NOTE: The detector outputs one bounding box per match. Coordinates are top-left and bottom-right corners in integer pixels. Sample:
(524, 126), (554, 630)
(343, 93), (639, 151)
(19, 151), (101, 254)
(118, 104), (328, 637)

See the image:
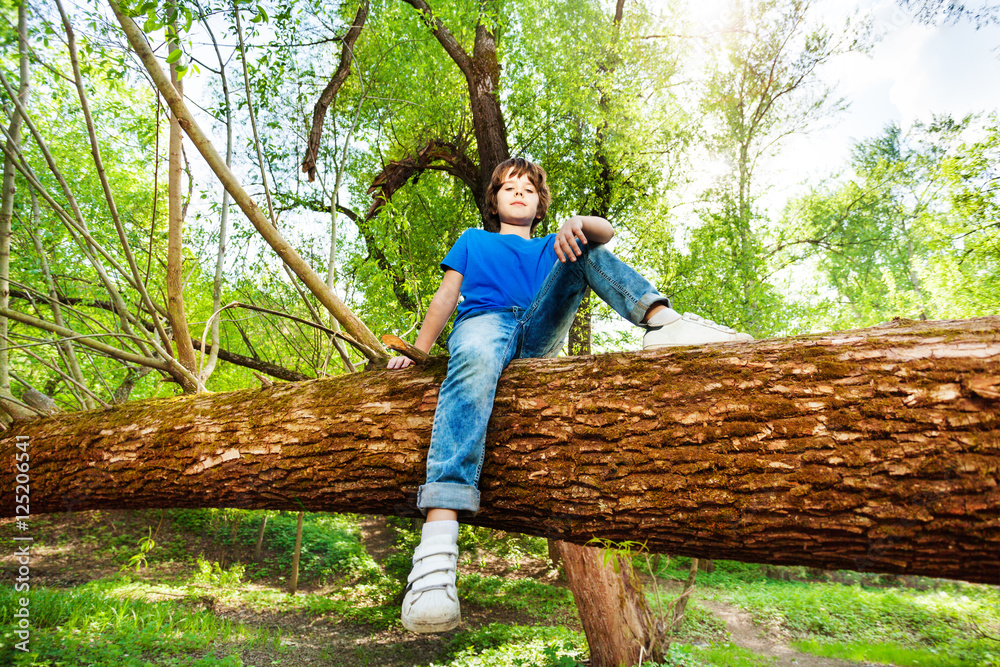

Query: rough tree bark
(559, 545), (646, 666)
(557, 4), (660, 662)
(1, 317), (998, 584)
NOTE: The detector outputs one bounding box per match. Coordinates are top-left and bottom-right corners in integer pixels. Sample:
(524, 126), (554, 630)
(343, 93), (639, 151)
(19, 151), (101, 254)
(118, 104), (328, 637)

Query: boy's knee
(584, 242), (612, 260)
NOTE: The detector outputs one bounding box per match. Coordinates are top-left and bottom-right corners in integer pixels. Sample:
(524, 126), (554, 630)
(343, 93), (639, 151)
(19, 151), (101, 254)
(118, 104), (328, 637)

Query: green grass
(711, 578), (998, 642)
(458, 573), (576, 620)
(681, 642), (778, 667)
(168, 509), (378, 584)
(792, 638), (999, 667)
(429, 624), (587, 667)
(679, 566), (1000, 667)
(0, 579), (277, 666)
(6, 510), (999, 666)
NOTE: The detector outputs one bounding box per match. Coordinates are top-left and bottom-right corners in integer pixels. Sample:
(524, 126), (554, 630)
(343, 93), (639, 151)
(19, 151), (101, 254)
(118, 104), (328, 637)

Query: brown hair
(484, 158), (551, 233)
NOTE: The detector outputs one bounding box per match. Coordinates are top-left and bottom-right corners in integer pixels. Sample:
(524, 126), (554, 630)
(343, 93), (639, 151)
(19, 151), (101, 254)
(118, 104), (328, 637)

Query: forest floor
(1, 509), (997, 666)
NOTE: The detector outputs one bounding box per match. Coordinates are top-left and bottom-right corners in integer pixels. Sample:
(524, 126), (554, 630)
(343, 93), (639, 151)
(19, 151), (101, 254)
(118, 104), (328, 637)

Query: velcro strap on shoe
(410, 572), (457, 593)
(682, 312), (734, 332)
(412, 541), (459, 564)
(408, 558), (455, 586)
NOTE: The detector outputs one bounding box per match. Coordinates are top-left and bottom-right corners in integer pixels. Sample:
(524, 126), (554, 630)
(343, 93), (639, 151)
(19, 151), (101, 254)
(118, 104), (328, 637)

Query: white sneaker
(401, 533), (460, 633)
(643, 308), (754, 349)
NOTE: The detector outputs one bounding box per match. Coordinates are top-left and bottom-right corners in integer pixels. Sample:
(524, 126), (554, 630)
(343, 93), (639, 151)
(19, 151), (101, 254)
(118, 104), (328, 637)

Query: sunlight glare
(685, 0), (737, 32)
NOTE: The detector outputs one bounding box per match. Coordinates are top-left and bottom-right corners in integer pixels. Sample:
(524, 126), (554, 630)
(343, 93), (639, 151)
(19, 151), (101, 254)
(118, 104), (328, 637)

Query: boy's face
(496, 170), (540, 227)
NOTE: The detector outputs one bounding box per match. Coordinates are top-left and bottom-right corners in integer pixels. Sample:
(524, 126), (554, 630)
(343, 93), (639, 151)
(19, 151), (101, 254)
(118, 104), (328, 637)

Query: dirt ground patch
(696, 597), (878, 667)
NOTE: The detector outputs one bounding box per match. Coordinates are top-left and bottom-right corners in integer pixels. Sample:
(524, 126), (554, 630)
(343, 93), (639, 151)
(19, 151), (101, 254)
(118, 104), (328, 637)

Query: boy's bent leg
(418, 311), (519, 517)
(521, 243), (668, 357)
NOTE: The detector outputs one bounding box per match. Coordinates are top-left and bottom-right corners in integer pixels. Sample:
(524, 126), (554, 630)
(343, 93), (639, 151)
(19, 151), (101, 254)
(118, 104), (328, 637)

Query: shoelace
(683, 312), (736, 333)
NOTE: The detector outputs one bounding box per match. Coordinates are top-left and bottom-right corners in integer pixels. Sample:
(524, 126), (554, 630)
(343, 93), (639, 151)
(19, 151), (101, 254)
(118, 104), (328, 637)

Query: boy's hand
(555, 216), (588, 262)
(387, 355), (414, 370)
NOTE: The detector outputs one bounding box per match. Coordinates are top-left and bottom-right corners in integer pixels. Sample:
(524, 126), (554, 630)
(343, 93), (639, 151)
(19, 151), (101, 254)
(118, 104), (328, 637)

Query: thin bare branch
(0, 307), (172, 372)
(106, 0), (386, 360)
(55, 0), (174, 359)
(302, 0), (369, 181)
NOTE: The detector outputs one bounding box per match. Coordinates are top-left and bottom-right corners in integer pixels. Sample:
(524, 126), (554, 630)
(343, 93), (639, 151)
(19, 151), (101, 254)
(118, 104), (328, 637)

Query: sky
(687, 0), (1000, 203)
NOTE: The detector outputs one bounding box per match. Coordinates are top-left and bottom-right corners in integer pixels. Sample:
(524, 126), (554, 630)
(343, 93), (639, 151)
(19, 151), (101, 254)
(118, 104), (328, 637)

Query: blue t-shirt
(442, 229), (558, 326)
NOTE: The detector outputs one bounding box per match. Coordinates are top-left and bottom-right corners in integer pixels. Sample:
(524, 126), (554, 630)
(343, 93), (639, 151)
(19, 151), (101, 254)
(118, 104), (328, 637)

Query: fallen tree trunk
(2, 317), (998, 583)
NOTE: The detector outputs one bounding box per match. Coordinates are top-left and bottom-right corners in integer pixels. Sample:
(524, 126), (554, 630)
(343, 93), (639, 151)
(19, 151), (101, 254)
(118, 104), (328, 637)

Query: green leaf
(166, 48), (182, 64)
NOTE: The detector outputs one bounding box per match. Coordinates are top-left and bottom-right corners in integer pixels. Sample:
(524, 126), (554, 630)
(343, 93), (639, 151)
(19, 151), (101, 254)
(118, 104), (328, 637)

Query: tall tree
(675, 0), (862, 336)
(0, 0), (31, 420)
(776, 115), (1000, 329)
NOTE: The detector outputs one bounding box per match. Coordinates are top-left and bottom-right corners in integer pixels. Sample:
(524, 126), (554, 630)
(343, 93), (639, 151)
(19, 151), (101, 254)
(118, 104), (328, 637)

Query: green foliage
(667, 642), (777, 667)
(666, 0), (866, 335)
(383, 519), (552, 581)
(792, 638), (1000, 666)
(169, 509), (376, 583)
(458, 574), (576, 621)
(538, 640), (780, 667)
(779, 114), (1000, 328)
(121, 527), (157, 572)
(0, 580), (276, 666)
(672, 204), (794, 336)
(6, 512), (1000, 665)
(7, 0), (998, 410)
(458, 525), (550, 568)
(427, 624), (587, 667)
(653, 557), (770, 585)
(709, 576), (1000, 664)
(192, 556), (246, 588)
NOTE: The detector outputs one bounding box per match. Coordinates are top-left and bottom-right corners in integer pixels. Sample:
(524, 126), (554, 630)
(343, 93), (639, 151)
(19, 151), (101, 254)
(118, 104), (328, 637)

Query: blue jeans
(416, 243), (669, 516)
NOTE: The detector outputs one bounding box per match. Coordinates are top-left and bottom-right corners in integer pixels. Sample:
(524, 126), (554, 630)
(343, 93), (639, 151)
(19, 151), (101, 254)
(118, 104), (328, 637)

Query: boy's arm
(387, 269), (463, 369)
(554, 215), (614, 263)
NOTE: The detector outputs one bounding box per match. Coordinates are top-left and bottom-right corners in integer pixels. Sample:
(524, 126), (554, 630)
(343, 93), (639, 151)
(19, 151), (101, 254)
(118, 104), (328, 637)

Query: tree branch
(0, 306), (173, 373)
(302, 0), (369, 182)
(7, 289), (309, 382)
(400, 0), (472, 77)
(108, 0), (387, 361)
(366, 138), (479, 221)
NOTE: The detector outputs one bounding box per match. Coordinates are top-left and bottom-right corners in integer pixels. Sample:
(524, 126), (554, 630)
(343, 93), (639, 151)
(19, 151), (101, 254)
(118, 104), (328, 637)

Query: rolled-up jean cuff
(417, 482), (481, 517)
(632, 293), (671, 325)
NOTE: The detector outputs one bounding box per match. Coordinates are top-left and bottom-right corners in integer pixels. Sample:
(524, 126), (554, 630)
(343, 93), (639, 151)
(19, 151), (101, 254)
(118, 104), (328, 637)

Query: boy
(387, 158), (751, 633)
